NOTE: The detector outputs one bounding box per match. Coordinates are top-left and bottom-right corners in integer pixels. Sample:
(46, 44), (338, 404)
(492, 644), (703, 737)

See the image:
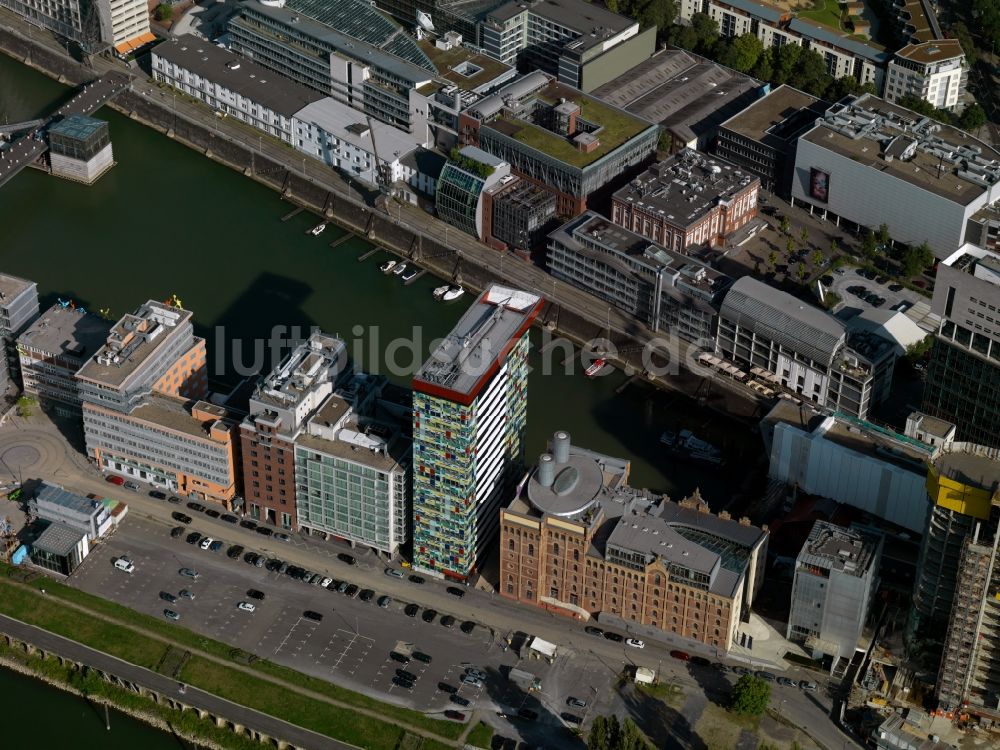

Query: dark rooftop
(153, 35), (324, 117)
(18, 305), (113, 362)
(720, 84), (826, 147)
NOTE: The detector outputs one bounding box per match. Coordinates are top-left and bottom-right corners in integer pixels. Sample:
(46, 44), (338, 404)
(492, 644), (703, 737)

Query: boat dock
(328, 234), (353, 249)
(357, 247), (379, 262)
(403, 269), (426, 285)
(280, 206), (304, 222)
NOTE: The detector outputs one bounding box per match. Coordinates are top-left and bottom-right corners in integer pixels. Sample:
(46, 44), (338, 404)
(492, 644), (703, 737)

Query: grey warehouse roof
(33, 521), (86, 557)
(34, 482), (103, 520)
(153, 35), (324, 116)
(18, 305), (113, 360)
(720, 276), (845, 365)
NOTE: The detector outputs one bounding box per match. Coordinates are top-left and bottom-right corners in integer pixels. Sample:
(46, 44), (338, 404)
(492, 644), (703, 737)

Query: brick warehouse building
(612, 149), (759, 254)
(500, 431), (768, 651)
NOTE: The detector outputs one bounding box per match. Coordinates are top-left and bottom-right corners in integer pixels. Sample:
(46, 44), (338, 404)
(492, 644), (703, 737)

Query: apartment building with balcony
(677, 0), (888, 92)
(0, 0), (153, 52)
(412, 284), (543, 580)
(885, 40), (966, 112)
(611, 149), (760, 254)
(717, 276), (895, 419)
(17, 304), (113, 416)
(0, 272), (39, 395)
(500, 431), (768, 651)
(547, 212), (732, 342)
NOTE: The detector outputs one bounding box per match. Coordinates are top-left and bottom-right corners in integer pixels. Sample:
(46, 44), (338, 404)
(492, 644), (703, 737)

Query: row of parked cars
(847, 285), (887, 307)
(166, 498), (292, 541)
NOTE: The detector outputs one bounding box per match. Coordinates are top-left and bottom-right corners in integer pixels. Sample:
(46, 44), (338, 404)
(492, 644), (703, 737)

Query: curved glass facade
(435, 164), (485, 237)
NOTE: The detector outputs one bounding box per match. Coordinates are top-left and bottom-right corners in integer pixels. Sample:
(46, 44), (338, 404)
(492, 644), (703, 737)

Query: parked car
(335, 580), (350, 594)
(204, 509), (220, 519)
(755, 670), (777, 682)
(179, 589), (195, 600)
(422, 609), (438, 623)
(377, 595), (392, 608)
(407, 574), (425, 584)
(412, 651), (432, 663)
(446, 586), (466, 598)
(167, 496), (181, 504)
(237, 601), (256, 612)
(799, 681), (818, 691)
(461, 674), (482, 687)
(302, 610), (323, 622)
(239, 519), (257, 530)
(208, 540), (224, 552)
(178, 568), (199, 579)
(889, 283), (904, 292)
(389, 651), (410, 664)
(395, 668), (417, 682)
(319, 577), (333, 588)
(106, 475), (125, 486)
(444, 709), (466, 720)
(625, 638), (645, 649)
(221, 514), (238, 524)
(227, 545), (244, 559)
(186, 502), (206, 512)
(345, 584), (360, 598)
(149, 490), (167, 500)
(199, 537), (214, 551)
(449, 695), (470, 707)
(338, 553), (357, 566)
(585, 626), (603, 637)
(114, 557), (134, 573)
(392, 676), (414, 690)
(603, 632), (624, 643)
(160, 591), (178, 604)
(669, 650), (690, 661)
(404, 603), (419, 617)
(171, 512), (192, 524)
(247, 589), (265, 600)
(359, 588), (375, 602)
(170, 526), (185, 538)
(561, 713), (582, 726)
(440, 615), (456, 628)
(777, 677), (797, 687)
(437, 682), (457, 694)
(385, 568), (404, 578)
(274, 532), (290, 542)
(164, 609), (180, 621)
(460, 621), (476, 634)
(185, 532), (202, 545)
(255, 526), (273, 537)
(567, 697), (587, 709)
(465, 668), (487, 681)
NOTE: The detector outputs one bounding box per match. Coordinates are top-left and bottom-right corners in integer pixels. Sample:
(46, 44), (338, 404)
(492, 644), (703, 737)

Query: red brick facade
(240, 418), (296, 530)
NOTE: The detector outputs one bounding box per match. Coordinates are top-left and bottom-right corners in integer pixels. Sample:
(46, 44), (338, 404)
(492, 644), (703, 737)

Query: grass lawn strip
(465, 720), (494, 748)
(0, 567), (462, 746)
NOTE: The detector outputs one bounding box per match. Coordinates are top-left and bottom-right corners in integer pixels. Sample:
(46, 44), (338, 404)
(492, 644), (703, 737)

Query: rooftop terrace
(798, 520), (879, 577)
(417, 38), (512, 92)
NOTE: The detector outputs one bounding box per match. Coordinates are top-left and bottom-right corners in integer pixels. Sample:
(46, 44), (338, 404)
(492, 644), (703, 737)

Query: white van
(114, 557), (135, 573)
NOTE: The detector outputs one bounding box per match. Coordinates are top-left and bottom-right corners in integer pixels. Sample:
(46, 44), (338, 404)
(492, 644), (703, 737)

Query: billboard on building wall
(809, 167), (830, 203)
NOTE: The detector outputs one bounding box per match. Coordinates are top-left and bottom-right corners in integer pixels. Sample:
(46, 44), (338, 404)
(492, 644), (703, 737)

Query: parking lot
(828, 265), (923, 319)
(70, 514), (628, 740)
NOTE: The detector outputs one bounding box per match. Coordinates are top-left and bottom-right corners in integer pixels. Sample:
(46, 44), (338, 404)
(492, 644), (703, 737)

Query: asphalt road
(0, 612), (358, 750)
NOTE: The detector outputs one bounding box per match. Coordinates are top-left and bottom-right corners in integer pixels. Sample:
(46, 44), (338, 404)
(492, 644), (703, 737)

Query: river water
(0, 48), (762, 747)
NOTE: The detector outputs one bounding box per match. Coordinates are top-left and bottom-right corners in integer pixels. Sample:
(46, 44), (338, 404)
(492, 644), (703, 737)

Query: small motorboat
(433, 285), (449, 299)
(309, 223), (326, 236)
(393, 262), (408, 276)
(401, 268), (419, 282)
(442, 286), (465, 302)
(381, 260), (398, 274)
(584, 358), (606, 377)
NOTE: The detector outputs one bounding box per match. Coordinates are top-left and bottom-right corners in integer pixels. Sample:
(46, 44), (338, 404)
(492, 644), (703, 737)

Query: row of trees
(587, 715), (648, 750)
(895, 94), (987, 133)
(605, 0), (677, 38)
(973, 0), (1000, 50)
(668, 14), (876, 101)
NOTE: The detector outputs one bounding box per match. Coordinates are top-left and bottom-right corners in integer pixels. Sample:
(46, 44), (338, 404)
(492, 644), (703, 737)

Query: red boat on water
(584, 358), (606, 377)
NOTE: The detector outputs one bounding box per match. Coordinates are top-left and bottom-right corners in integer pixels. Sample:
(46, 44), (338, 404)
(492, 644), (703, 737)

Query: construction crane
(364, 115), (394, 201)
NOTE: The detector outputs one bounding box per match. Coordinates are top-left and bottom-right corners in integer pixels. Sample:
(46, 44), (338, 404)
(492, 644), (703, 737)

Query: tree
(790, 48), (832, 97)
(670, 24), (699, 52)
(862, 230), (877, 259)
(767, 250), (777, 269)
(605, 0), (620, 12)
(951, 21), (977, 61)
(772, 43), (801, 86)
(730, 673), (770, 717)
(154, 2), (172, 21)
(657, 130), (673, 154)
(720, 33), (762, 73)
(973, 0), (1000, 48)
(797, 263), (806, 282)
(902, 241), (934, 277)
(800, 227), (809, 246)
(750, 47), (774, 82)
(636, 0), (677, 33)
(830, 238), (839, 256)
(961, 103), (987, 132)
(905, 336), (934, 363)
(779, 216), (790, 235)
(690, 12), (720, 54)
(877, 223), (890, 247)
(15, 395), (35, 418)
(588, 714), (648, 750)
(812, 249), (823, 266)
(897, 95), (954, 125)
(785, 237), (796, 256)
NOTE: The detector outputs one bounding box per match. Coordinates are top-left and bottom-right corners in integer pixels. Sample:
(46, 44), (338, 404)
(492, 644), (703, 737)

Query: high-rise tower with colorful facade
(411, 284), (543, 580)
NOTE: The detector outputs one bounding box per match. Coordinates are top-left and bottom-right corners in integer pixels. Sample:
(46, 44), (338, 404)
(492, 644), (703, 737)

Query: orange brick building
(500, 432), (767, 652)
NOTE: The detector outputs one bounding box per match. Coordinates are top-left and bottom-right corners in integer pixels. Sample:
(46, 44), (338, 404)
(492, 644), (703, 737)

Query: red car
(444, 710), (466, 721)
(105, 475), (125, 486)
(670, 650), (690, 661)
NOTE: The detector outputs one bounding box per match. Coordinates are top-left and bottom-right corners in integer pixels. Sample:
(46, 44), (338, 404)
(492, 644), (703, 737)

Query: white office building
(885, 40), (966, 112)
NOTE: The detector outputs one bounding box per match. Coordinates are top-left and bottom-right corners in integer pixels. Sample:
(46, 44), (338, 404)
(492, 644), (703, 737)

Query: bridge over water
(0, 71), (129, 188)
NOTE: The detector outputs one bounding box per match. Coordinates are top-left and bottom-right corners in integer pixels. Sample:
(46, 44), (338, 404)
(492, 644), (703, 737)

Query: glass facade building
(434, 163), (486, 237)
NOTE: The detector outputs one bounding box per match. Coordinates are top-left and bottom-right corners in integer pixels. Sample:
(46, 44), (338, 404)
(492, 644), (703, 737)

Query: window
(573, 549), (580, 562)
(508, 539), (515, 552)
(528, 544), (534, 556)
